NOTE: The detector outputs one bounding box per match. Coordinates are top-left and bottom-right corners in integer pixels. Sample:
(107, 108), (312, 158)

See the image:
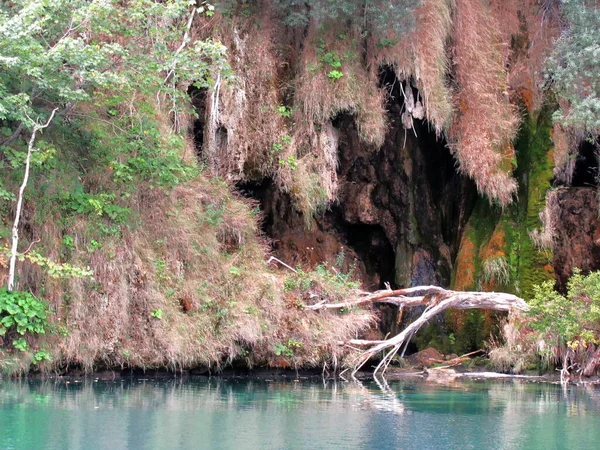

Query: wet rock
(405, 347), (445, 368)
(553, 187), (600, 291)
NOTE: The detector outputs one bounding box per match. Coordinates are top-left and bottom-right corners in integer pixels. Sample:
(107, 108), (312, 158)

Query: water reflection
(0, 378), (599, 449)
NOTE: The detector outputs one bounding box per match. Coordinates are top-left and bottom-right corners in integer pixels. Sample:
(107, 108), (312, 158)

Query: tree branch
(304, 285), (528, 376)
(7, 108), (58, 291)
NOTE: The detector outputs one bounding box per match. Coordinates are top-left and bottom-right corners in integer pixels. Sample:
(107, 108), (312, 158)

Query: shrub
(0, 289), (48, 343)
(528, 269), (600, 349)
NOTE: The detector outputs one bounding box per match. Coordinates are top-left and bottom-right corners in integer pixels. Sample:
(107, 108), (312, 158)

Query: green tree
(547, 0), (600, 137)
(0, 0), (228, 290)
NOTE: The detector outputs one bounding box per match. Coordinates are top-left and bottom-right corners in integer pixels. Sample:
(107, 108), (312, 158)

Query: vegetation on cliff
(0, 0), (599, 376)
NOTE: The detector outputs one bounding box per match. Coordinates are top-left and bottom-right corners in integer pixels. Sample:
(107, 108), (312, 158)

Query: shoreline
(10, 365), (598, 385)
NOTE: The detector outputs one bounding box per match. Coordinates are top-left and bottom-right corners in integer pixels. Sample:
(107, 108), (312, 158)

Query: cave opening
(235, 177), (276, 237)
(377, 65), (477, 260)
(233, 66), (475, 303)
(571, 140), (599, 187)
(339, 221), (397, 290)
(188, 84), (207, 158)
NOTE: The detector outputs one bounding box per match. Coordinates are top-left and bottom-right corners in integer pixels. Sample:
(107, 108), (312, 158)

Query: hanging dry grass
(528, 188), (559, 250)
(449, 0), (520, 206)
(194, 9), (285, 180)
(294, 25), (387, 148)
(488, 0), (554, 111)
(413, 0), (454, 133)
(369, 0), (454, 134)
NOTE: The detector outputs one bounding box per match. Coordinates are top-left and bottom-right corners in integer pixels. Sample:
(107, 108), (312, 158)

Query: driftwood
(306, 286), (529, 376)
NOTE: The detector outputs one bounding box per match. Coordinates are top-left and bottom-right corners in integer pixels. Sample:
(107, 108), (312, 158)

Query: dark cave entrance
(234, 66), (476, 296)
(230, 67), (479, 355)
(326, 204), (397, 290)
(236, 177), (276, 236)
(188, 84), (207, 158)
(571, 140), (599, 187)
(342, 223), (396, 289)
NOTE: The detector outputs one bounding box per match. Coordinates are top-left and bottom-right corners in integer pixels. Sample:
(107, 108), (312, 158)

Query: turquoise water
(0, 377), (599, 449)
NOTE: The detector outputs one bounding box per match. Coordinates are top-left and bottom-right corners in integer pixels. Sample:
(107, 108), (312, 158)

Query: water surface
(1, 377), (599, 449)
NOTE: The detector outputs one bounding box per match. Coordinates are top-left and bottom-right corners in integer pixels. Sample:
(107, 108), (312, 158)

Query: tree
(547, 0), (600, 138)
(0, 0), (228, 290)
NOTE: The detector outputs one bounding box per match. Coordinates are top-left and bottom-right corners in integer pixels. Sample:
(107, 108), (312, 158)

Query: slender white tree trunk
(7, 109), (57, 291)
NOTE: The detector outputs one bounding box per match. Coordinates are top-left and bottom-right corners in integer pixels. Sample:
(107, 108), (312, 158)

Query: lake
(0, 376), (598, 449)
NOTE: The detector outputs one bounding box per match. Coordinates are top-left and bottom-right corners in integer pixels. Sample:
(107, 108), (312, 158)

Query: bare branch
(305, 285), (447, 310)
(7, 108), (58, 291)
(304, 285), (528, 377)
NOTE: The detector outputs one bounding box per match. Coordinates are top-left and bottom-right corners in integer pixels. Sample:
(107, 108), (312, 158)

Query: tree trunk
(304, 286), (529, 376)
(7, 109), (57, 291)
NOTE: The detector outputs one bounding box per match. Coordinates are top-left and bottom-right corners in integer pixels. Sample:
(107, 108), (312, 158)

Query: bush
(528, 269), (600, 349)
(0, 289), (48, 346)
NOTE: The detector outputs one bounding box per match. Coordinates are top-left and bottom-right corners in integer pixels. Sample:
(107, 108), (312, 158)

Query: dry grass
(294, 26), (387, 147)
(369, 0), (454, 135)
(487, 314), (558, 374)
(489, 0), (560, 112)
(1, 164), (373, 374)
(194, 10), (285, 179)
(481, 256), (510, 286)
(56, 178), (371, 372)
(529, 188), (560, 250)
(0, 86), (374, 373)
(448, 0), (521, 206)
(283, 24), (387, 217)
(413, 0), (454, 133)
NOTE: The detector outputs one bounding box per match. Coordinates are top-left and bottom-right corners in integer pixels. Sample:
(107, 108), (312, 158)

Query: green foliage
(12, 338), (28, 352)
(0, 289), (48, 338)
(87, 240), (102, 253)
(60, 190), (129, 223)
(327, 70), (344, 81)
(33, 350), (52, 364)
(321, 52), (342, 69)
(62, 235), (74, 252)
(278, 156), (299, 170)
(274, 338), (303, 357)
(277, 105), (294, 118)
(108, 120), (198, 189)
(269, 0), (418, 36)
(21, 251), (94, 279)
(151, 308), (163, 320)
(528, 269), (600, 348)
(0, 0), (228, 131)
(547, 0), (600, 136)
(283, 262), (359, 300)
(204, 203), (225, 226)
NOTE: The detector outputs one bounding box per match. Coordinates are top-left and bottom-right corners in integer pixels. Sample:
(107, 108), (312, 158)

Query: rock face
(241, 76), (477, 293)
(406, 347), (445, 368)
(332, 106), (476, 289)
(553, 187), (600, 291)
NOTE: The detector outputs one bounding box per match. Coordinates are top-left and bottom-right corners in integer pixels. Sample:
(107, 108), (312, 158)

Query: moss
(509, 105), (556, 298)
(453, 231), (476, 290)
(452, 199), (501, 291)
(452, 104), (556, 298)
(449, 104), (556, 352)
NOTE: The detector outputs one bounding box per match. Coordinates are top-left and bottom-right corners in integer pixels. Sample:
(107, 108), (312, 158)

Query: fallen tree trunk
(305, 286), (529, 376)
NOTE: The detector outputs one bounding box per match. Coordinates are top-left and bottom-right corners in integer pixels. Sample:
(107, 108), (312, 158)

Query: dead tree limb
(304, 286), (528, 376)
(305, 286), (447, 311)
(7, 109), (58, 291)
